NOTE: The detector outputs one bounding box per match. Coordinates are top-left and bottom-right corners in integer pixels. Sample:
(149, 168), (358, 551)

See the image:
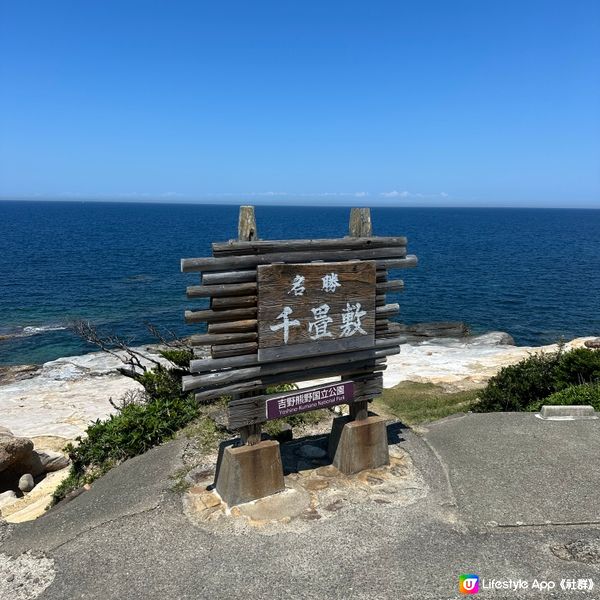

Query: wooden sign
(257, 261), (376, 361)
(265, 381), (354, 420)
(181, 206), (418, 441)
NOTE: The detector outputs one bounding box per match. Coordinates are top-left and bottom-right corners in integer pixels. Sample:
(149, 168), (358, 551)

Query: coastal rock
(0, 434), (34, 473)
(1, 336), (597, 446)
(0, 490), (17, 509)
(0, 346), (168, 440)
(466, 331), (515, 346)
(382, 334), (595, 391)
(36, 451), (70, 472)
(18, 450), (70, 478)
(18, 474), (34, 493)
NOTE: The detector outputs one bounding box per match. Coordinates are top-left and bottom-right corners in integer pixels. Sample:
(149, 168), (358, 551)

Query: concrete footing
(328, 415), (389, 475)
(215, 440), (285, 507)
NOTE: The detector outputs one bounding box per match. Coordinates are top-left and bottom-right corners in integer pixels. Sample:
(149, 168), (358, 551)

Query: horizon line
(0, 197), (598, 210)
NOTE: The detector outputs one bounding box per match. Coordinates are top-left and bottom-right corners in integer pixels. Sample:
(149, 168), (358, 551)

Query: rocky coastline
(1, 332), (597, 522)
(1, 333), (597, 442)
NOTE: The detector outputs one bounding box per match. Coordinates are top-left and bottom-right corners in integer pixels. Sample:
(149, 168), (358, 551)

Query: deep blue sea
(0, 201), (598, 365)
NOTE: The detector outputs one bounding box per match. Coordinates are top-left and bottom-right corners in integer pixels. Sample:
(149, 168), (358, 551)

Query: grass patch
(374, 381), (482, 425)
(180, 415), (225, 452)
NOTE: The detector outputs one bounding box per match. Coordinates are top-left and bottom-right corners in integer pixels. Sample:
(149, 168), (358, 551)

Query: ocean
(0, 201), (598, 366)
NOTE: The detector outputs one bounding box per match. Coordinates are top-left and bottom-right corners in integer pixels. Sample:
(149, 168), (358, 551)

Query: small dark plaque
(266, 381), (355, 420)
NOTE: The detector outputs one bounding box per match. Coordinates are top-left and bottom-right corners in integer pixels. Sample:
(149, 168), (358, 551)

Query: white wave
(21, 325), (67, 336)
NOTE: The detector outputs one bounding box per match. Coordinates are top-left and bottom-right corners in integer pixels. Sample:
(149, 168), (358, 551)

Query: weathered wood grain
(189, 344), (400, 374)
(194, 358), (387, 402)
(238, 205), (258, 241)
(189, 331), (257, 346)
(207, 319), (257, 334)
(377, 279), (404, 292)
(185, 307), (257, 324)
(376, 303), (400, 318)
(212, 236), (407, 256)
(202, 270), (256, 285)
(181, 248), (410, 272)
(183, 346), (399, 391)
(187, 282), (257, 298)
(210, 295), (257, 310)
(210, 342), (258, 358)
(257, 261), (376, 361)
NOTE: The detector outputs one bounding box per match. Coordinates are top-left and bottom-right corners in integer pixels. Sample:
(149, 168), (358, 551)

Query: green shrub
(160, 348), (193, 369)
(531, 383), (600, 411)
(477, 351), (561, 412)
(554, 348), (600, 389)
(52, 362), (198, 505)
(477, 347), (600, 413)
(137, 364), (186, 400)
(52, 393), (199, 504)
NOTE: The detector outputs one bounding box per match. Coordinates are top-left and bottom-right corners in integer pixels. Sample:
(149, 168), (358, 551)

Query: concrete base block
(538, 405), (597, 420)
(328, 415), (390, 475)
(215, 440), (285, 507)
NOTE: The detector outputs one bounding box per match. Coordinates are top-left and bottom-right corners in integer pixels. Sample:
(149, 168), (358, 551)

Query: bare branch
(69, 319), (162, 377)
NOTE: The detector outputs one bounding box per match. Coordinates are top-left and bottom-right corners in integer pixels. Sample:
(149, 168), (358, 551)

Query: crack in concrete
(47, 504), (161, 552)
(489, 520), (600, 529)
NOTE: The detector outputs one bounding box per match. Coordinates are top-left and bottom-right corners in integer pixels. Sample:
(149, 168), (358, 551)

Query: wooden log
(194, 359), (387, 403)
(189, 344), (400, 374)
(349, 208), (373, 237)
(207, 319), (257, 334)
(211, 342), (258, 359)
(235, 207), (261, 443)
(189, 331), (257, 346)
(190, 353), (259, 372)
(181, 248), (410, 273)
(212, 236), (407, 256)
(376, 255), (418, 270)
(195, 270), (403, 295)
(376, 303), (400, 318)
(375, 335), (406, 347)
(195, 380), (262, 402)
(211, 296), (257, 310)
(238, 205), (258, 241)
(227, 374), (384, 429)
(185, 307), (257, 324)
(184, 346), (400, 391)
(202, 270), (256, 285)
(349, 208), (373, 421)
(378, 279), (404, 292)
(239, 423), (261, 445)
(187, 282), (257, 298)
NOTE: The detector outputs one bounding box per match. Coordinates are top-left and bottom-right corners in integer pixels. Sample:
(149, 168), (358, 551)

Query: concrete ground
(1, 413), (599, 600)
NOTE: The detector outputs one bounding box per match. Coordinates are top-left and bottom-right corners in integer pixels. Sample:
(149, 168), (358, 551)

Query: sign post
(181, 206), (417, 506)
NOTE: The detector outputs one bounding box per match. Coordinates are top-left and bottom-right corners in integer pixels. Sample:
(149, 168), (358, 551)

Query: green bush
(160, 348), (193, 369)
(553, 348), (600, 389)
(531, 383), (600, 411)
(52, 364), (198, 505)
(477, 352), (561, 412)
(477, 347), (600, 413)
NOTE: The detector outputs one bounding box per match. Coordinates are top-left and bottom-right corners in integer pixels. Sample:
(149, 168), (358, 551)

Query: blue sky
(0, 1), (599, 207)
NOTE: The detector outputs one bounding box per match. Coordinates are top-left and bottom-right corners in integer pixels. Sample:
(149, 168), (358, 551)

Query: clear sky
(1, 1), (599, 207)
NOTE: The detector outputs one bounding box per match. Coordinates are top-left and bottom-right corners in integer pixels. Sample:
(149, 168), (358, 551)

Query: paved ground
(1, 413), (599, 599)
